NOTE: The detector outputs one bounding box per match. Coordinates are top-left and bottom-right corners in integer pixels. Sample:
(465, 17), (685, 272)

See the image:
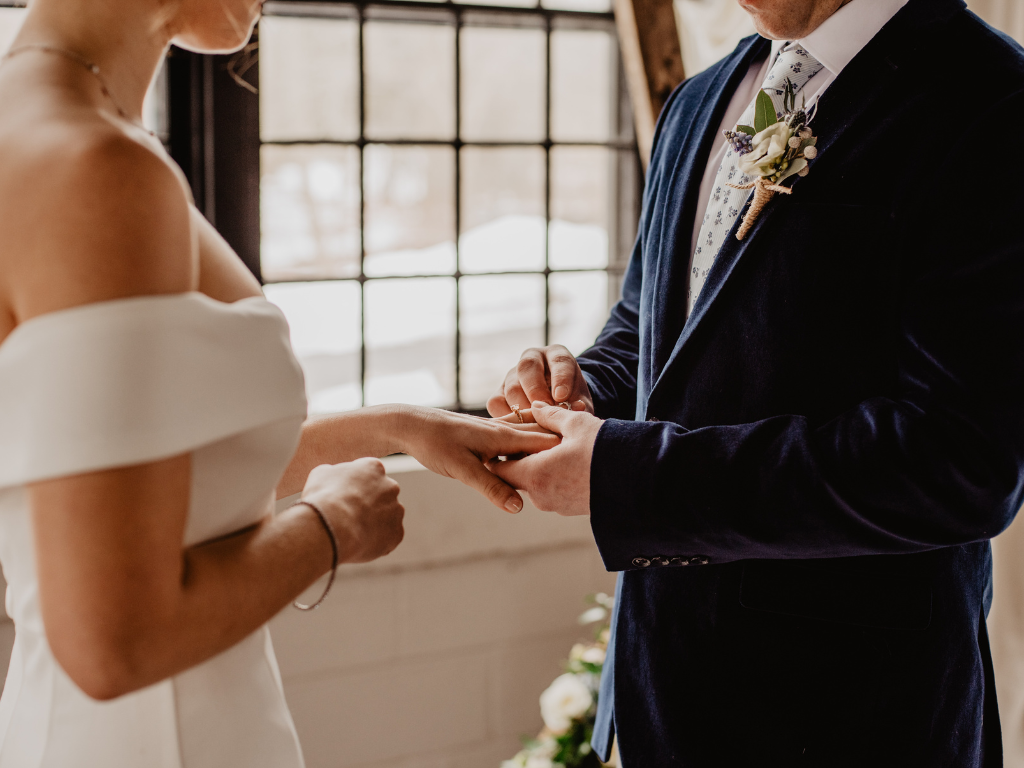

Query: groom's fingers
(517, 349), (556, 406)
(544, 345), (580, 403)
(530, 401), (574, 435)
(487, 390), (513, 417)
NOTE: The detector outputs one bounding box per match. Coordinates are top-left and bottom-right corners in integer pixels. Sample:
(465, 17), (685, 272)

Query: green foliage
(735, 124), (756, 136)
(753, 90), (777, 133)
(551, 720), (601, 768)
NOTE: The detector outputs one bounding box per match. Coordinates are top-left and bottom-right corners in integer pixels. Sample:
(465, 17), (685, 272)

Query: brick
(272, 573), (400, 681)
(284, 651), (489, 768)
(489, 629), (588, 739)
(397, 547), (615, 656)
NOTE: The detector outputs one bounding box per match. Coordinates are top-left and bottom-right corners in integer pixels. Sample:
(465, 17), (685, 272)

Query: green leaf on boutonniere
(753, 89), (777, 133)
(736, 124), (756, 136)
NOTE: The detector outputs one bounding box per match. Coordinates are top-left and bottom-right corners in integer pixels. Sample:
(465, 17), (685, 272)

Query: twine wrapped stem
(728, 177), (793, 240)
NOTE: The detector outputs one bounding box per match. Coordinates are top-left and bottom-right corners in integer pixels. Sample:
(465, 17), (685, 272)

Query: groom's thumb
(531, 401), (570, 434)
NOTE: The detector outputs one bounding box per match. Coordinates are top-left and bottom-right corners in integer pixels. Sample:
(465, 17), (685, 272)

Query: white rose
(540, 673), (594, 733)
(581, 646), (606, 665)
(737, 122), (793, 178)
(524, 758), (554, 768)
(578, 606), (608, 625)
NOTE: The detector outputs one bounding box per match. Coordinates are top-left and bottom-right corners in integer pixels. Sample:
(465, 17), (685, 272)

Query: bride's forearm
(41, 497), (335, 702)
(277, 405), (407, 499)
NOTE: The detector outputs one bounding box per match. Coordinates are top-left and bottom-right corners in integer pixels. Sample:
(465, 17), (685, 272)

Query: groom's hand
(487, 345), (595, 417)
(487, 402), (602, 516)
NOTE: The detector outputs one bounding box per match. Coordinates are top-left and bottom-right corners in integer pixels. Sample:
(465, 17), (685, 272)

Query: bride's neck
(13, 0), (171, 123)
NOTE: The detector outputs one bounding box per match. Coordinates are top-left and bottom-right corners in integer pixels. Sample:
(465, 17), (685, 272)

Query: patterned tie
(685, 43), (825, 319)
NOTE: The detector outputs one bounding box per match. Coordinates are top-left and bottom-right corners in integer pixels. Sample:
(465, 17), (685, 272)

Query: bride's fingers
(496, 409), (537, 425)
(497, 401), (584, 425)
(454, 455), (525, 513)
(493, 426), (560, 454)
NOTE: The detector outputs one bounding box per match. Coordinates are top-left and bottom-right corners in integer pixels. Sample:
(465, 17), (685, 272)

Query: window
(0, 7), (23, 52)
(259, 0), (640, 413)
(0, 0), (640, 415)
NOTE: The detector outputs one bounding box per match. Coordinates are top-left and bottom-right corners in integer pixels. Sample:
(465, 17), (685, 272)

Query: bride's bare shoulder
(0, 117), (196, 323)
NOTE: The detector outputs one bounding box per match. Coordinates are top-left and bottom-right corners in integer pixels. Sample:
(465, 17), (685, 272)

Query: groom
(488, 0), (1024, 764)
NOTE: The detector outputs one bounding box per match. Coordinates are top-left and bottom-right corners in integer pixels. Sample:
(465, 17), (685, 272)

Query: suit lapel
(647, 0), (963, 408)
(647, 36), (771, 379)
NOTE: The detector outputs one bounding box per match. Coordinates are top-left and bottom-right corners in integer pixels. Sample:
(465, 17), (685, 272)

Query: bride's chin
(172, 25), (256, 55)
(171, 7), (260, 55)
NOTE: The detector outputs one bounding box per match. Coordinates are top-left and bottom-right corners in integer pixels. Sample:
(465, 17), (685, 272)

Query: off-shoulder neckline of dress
(0, 291), (272, 357)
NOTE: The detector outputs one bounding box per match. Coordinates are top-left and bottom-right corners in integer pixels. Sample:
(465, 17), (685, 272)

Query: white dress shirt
(688, 0), (911, 260)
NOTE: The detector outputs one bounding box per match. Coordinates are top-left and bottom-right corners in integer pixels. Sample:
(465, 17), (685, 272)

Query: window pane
(364, 144), (456, 277)
(460, 274), (545, 408)
(261, 145), (361, 281)
(265, 281), (362, 414)
(549, 271), (609, 356)
(550, 146), (610, 269)
(456, 0), (536, 7)
(551, 29), (614, 142)
(460, 26), (545, 142)
(260, 16), (359, 142)
(460, 147), (545, 274)
(365, 277), (456, 406)
(542, 0), (612, 11)
(365, 21), (455, 140)
(0, 9), (25, 55)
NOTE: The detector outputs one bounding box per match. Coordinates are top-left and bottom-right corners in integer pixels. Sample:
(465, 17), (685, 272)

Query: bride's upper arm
(1, 131), (198, 698)
(5, 129), (196, 324)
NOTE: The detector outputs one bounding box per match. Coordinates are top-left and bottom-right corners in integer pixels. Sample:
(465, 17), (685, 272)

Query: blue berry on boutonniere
(721, 78), (820, 240)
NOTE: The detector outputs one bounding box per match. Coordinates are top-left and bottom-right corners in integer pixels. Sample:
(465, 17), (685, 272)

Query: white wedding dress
(0, 292), (309, 767)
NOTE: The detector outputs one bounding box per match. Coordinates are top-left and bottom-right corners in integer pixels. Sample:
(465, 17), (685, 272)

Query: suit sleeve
(576, 235), (643, 421)
(589, 98), (1024, 571)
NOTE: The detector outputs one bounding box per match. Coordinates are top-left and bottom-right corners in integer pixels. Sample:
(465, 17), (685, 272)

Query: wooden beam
(614, 0), (685, 168)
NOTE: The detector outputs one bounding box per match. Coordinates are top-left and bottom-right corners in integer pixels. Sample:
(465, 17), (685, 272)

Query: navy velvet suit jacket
(580, 0), (1024, 765)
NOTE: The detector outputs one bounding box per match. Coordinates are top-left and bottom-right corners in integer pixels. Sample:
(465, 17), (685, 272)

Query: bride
(0, 0), (558, 765)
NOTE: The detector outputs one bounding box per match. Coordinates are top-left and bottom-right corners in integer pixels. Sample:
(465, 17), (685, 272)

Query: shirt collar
(768, 0), (910, 76)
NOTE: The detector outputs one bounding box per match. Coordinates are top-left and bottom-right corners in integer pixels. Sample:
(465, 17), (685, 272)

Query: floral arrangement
(724, 78), (819, 240)
(502, 594), (617, 768)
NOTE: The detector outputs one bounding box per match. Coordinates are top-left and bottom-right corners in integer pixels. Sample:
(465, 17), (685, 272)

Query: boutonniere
(723, 79), (819, 240)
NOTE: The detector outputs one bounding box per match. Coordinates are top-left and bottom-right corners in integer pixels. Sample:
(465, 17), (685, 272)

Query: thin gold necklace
(1, 43), (155, 137)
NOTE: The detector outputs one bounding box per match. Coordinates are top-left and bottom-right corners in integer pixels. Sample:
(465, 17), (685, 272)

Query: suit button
(669, 557), (688, 567)
(689, 555), (710, 566)
(632, 557), (651, 568)
(651, 556), (670, 567)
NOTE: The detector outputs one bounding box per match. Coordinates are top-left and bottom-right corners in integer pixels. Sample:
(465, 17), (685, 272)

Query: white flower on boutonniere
(539, 673), (594, 734)
(723, 78), (820, 240)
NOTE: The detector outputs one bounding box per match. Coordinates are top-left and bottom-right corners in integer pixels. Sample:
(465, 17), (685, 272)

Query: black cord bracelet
(292, 500), (339, 611)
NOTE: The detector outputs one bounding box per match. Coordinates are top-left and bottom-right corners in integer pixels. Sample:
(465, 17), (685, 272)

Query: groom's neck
(738, 0), (855, 40)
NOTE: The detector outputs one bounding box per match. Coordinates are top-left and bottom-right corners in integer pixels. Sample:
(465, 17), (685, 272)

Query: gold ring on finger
(557, 401), (572, 410)
(511, 404), (525, 424)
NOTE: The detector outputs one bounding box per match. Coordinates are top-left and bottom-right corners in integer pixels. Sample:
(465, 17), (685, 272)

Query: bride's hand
(390, 405), (560, 513)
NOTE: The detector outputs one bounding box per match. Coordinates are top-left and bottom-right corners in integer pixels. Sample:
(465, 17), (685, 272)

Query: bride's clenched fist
(300, 459), (405, 564)
(487, 344), (594, 417)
